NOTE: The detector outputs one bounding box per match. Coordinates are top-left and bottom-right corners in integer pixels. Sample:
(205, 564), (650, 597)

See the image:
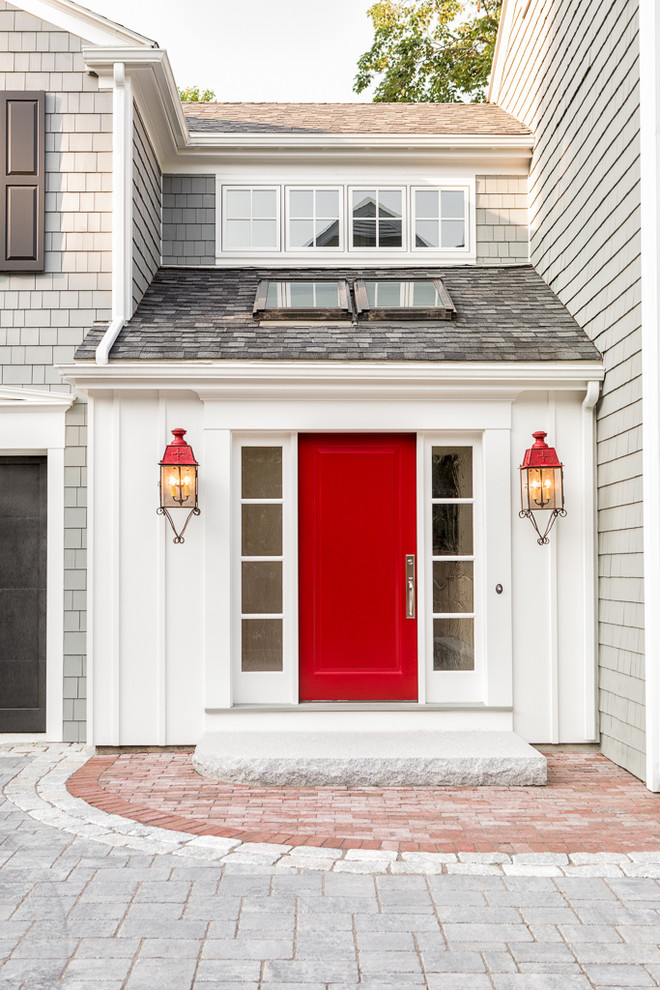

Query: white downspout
(582, 380), (600, 742)
(640, 0), (660, 791)
(96, 61), (133, 365)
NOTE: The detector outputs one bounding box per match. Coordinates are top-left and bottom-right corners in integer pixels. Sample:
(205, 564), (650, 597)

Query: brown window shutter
(0, 91), (45, 272)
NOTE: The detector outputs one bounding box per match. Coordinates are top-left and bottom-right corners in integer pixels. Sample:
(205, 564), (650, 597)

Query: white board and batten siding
(493, 0), (644, 779)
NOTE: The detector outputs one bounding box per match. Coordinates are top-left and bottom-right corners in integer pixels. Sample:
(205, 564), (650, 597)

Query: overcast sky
(86, 0), (378, 102)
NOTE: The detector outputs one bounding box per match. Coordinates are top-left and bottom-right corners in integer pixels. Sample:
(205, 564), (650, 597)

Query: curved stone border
(4, 743), (660, 877)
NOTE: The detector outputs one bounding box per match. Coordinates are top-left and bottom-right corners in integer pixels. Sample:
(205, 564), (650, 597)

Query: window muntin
(354, 278), (456, 320)
(223, 186), (279, 250)
(351, 188), (404, 249)
(431, 446), (475, 671)
(240, 446), (284, 672)
(253, 279), (351, 320)
(413, 187), (467, 250)
(287, 187), (342, 249)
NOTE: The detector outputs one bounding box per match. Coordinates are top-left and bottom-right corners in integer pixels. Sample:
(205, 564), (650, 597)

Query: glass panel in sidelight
(432, 447), (473, 499)
(433, 560), (474, 613)
(241, 503), (282, 557)
(242, 447), (282, 499)
(242, 618), (283, 671)
(433, 617), (474, 670)
(432, 504), (474, 556)
(241, 561), (282, 614)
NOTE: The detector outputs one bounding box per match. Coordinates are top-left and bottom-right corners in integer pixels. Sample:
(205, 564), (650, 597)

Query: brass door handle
(406, 554), (415, 618)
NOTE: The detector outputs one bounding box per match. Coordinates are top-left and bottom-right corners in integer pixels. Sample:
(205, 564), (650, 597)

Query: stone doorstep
(193, 730), (547, 787)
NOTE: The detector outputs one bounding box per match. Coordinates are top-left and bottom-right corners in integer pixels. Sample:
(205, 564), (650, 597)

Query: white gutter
(96, 62), (133, 366)
(581, 380), (600, 742)
(640, 0), (660, 791)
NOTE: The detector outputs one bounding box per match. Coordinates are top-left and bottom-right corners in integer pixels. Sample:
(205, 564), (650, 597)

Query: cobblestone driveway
(3, 751), (660, 989)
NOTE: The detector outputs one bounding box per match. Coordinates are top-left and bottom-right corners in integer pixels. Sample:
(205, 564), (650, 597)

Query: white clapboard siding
(495, 0), (644, 779)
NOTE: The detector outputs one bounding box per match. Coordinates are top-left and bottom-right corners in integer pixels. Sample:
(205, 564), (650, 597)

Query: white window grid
(222, 185), (281, 252)
(411, 186), (470, 253)
(285, 186), (344, 251)
(348, 186), (406, 251)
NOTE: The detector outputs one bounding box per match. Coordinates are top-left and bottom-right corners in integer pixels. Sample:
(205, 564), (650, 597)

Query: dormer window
(223, 187), (279, 250)
(287, 188), (342, 249)
(413, 188), (466, 250)
(351, 188), (403, 249)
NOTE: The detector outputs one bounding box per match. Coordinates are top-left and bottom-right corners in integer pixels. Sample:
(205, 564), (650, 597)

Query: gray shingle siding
(496, 0), (643, 778)
(475, 175), (529, 264)
(162, 175), (215, 265)
(132, 104), (161, 308)
(0, 0), (113, 741)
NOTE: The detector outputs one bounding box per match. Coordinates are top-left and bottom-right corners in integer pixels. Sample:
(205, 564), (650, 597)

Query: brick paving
(66, 750), (660, 855)
(6, 751), (660, 989)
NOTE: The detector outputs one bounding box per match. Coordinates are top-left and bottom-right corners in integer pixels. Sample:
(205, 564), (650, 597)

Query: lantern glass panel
(522, 465), (563, 511)
(433, 617), (474, 670)
(160, 463), (197, 509)
(241, 618), (283, 671)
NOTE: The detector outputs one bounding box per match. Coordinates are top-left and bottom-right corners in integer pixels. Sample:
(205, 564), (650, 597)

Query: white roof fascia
(488, 0), (515, 103)
(84, 47), (189, 154)
(60, 360), (604, 396)
(14, 0), (157, 47)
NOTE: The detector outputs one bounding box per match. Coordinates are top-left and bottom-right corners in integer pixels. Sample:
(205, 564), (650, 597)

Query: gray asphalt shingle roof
(181, 102), (531, 136)
(75, 266), (601, 364)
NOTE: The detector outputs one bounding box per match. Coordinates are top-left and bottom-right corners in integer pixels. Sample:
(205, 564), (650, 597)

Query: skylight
(253, 279), (351, 320)
(354, 279), (456, 320)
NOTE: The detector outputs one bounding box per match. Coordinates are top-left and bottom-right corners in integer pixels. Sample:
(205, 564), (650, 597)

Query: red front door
(298, 434), (417, 701)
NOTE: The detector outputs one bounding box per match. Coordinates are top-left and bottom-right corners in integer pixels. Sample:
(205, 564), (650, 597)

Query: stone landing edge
(3, 743), (660, 877)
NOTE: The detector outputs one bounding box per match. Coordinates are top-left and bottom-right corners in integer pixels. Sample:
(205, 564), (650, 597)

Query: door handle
(406, 554), (415, 619)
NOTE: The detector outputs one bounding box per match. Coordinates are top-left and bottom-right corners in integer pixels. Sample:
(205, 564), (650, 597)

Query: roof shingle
(75, 266), (601, 364)
(181, 102), (531, 136)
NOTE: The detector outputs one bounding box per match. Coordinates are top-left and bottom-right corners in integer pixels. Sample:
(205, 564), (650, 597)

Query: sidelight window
(430, 445), (475, 671)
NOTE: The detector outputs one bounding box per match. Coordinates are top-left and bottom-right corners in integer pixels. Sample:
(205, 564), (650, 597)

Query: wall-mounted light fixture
(519, 430), (566, 545)
(157, 428), (200, 544)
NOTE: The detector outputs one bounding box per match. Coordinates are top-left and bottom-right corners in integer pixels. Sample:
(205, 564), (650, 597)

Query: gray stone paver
(2, 749), (660, 987)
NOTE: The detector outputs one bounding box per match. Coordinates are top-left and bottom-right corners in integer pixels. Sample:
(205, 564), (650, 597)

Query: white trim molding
(0, 386), (74, 743)
(640, 0), (660, 791)
(16, 0), (157, 47)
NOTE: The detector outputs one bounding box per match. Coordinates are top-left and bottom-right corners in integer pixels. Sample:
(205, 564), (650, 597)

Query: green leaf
(354, 0), (502, 103)
(178, 86), (216, 103)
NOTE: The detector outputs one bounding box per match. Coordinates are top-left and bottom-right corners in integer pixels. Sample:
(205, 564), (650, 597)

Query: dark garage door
(0, 456), (47, 732)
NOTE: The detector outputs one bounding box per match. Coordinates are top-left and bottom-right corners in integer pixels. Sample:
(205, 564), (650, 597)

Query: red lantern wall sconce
(157, 428), (200, 544)
(519, 431), (566, 545)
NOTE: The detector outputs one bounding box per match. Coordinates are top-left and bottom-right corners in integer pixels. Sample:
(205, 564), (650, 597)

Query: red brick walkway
(66, 751), (660, 854)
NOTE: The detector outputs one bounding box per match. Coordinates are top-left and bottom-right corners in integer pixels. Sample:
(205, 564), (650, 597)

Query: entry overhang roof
(75, 265), (602, 364)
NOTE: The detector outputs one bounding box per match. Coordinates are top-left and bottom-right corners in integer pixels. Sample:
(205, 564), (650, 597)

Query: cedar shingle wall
(496, 0), (643, 778)
(132, 105), (160, 307)
(475, 174), (528, 264)
(0, 0), (114, 742)
(162, 175), (215, 265)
